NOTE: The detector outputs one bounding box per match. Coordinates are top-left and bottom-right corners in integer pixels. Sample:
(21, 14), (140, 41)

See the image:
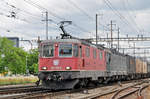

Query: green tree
(0, 37), (39, 75)
(0, 37), (14, 73)
(5, 47), (27, 74)
(0, 37), (27, 74)
(27, 49), (39, 74)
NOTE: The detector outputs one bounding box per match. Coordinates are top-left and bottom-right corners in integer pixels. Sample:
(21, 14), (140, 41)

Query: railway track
(0, 87), (83, 99)
(74, 79), (150, 99)
(0, 85), (43, 95)
(110, 82), (149, 99)
(0, 83), (85, 99)
(0, 79), (149, 99)
(46, 79), (150, 99)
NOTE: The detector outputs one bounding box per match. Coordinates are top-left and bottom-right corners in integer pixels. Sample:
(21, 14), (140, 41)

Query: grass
(0, 76), (38, 86)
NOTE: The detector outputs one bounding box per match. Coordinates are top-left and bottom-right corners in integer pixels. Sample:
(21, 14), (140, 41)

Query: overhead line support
(108, 20), (116, 48)
(118, 27), (120, 52)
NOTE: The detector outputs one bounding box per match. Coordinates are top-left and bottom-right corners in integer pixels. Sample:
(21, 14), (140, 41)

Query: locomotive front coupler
(46, 73), (63, 81)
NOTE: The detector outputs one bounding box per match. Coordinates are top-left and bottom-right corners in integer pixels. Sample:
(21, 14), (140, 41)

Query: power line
(67, 0), (93, 20)
(105, 0), (139, 33)
(67, 0), (110, 31)
(1, 1), (45, 25)
(23, 0), (91, 36)
(23, 0), (65, 20)
(103, 0), (139, 33)
(108, 20), (116, 48)
(123, 0), (141, 33)
(1, 0), (64, 31)
(67, 25), (94, 37)
(0, 1), (60, 39)
(66, 0), (111, 39)
(125, 0), (145, 34)
(0, 11), (25, 22)
(72, 23), (91, 34)
(1, 0), (41, 19)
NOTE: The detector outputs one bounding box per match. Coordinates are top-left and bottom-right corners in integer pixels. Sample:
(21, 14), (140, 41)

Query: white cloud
(0, 0), (150, 58)
(135, 12), (150, 31)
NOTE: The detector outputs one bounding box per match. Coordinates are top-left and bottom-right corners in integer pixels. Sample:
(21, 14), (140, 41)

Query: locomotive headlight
(66, 66), (71, 70)
(42, 66), (47, 70)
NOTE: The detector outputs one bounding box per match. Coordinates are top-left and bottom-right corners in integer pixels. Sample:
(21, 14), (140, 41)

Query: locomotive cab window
(73, 44), (79, 57)
(86, 47), (90, 57)
(93, 49), (97, 59)
(42, 44), (54, 57)
(59, 44), (72, 57)
(99, 52), (103, 60)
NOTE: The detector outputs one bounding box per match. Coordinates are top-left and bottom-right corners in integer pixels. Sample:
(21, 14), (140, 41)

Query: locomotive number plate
(51, 66), (62, 69)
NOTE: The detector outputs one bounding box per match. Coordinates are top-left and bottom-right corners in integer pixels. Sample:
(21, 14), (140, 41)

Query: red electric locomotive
(38, 38), (108, 89)
(38, 21), (108, 89)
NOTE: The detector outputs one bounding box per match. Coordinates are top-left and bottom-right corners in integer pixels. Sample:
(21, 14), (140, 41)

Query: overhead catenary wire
(1, 1), (64, 35)
(1, 1), (142, 38)
(0, 8), (48, 37)
(4, 0), (106, 38)
(67, 0), (110, 31)
(103, 0), (139, 34)
(23, 0), (91, 35)
(125, 0), (145, 33)
(0, 11), (24, 22)
(67, 0), (93, 20)
(0, 10), (43, 25)
(123, 0), (141, 33)
(1, 0), (63, 31)
(66, 0), (111, 40)
(105, 0), (139, 33)
(23, 0), (108, 38)
(23, 0), (65, 20)
(1, 0), (42, 19)
(0, 0), (46, 26)
(67, 25), (94, 37)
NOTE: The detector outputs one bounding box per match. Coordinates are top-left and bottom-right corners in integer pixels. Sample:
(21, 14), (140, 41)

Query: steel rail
(0, 88), (85, 99)
(111, 83), (150, 99)
(0, 85), (36, 90)
(137, 84), (149, 99)
(76, 79), (149, 99)
(0, 86), (42, 95)
(0, 79), (149, 99)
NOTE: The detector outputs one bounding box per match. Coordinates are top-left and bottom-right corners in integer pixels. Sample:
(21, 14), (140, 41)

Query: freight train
(37, 21), (150, 89)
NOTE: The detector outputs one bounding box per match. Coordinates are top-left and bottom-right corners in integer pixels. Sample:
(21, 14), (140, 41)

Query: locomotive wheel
(74, 78), (89, 89)
(98, 78), (104, 84)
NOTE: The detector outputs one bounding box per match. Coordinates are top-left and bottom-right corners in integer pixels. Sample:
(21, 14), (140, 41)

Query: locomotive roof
(42, 39), (81, 43)
(41, 38), (100, 48)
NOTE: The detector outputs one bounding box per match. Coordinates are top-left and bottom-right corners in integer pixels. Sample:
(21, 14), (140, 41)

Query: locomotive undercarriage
(38, 71), (150, 90)
(38, 71), (107, 89)
(38, 71), (80, 89)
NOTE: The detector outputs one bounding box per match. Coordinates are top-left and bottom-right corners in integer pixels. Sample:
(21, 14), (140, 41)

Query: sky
(0, 0), (150, 59)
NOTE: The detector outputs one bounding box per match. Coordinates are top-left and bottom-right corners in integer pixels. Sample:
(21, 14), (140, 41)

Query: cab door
(106, 52), (111, 73)
(77, 45), (86, 69)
